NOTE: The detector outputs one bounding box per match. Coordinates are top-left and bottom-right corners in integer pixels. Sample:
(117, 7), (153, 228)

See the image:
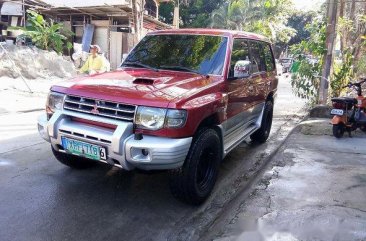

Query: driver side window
(229, 39), (251, 79)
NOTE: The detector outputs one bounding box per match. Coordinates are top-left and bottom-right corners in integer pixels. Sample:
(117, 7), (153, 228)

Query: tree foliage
(290, 15), (326, 103)
(159, 1), (174, 24)
(12, 10), (72, 54)
(287, 10), (316, 46)
(159, 0), (225, 27)
(332, 51), (353, 97)
(209, 0), (295, 44)
(180, 0), (225, 27)
(337, 0), (366, 77)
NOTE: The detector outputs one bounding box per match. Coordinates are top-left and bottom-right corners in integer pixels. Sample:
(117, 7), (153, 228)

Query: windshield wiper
(159, 65), (202, 75)
(122, 61), (159, 72)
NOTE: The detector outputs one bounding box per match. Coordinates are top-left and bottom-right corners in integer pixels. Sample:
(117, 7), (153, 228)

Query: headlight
(135, 107), (187, 130)
(135, 107), (167, 130)
(46, 92), (65, 117)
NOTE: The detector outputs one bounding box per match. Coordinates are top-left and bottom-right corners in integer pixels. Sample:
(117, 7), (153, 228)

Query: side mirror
(233, 60), (250, 79)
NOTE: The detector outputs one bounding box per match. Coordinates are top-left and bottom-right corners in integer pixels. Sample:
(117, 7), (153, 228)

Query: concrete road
(0, 76), (305, 241)
(205, 121), (366, 241)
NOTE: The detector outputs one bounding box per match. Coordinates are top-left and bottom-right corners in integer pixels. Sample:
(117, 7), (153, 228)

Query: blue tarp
(82, 24), (95, 52)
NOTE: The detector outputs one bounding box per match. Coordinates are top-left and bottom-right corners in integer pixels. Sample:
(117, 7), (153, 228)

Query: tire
(51, 146), (95, 169)
(251, 101), (274, 143)
(169, 128), (221, 205)
(332, 124), (345, 138)
(360, 125), (366, 133)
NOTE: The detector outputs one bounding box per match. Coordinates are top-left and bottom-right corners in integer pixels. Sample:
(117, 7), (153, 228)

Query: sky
(292, 0), (325, 11)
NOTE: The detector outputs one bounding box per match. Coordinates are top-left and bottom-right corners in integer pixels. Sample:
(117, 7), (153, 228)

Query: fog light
(141, 149), (149, 156)
(130, 147), (151, 162)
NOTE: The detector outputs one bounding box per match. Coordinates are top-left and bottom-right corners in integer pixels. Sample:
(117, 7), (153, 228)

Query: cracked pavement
(205, 121), (366, 241)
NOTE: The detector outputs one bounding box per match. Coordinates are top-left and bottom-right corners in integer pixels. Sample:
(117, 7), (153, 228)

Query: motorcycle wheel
(333, 124), (345, 138)
(360, 125), (366, 132)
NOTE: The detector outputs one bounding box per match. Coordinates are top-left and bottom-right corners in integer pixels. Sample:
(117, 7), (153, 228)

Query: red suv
(38, 29), (278, 205)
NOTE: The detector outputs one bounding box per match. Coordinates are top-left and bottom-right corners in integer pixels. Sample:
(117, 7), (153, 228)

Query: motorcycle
(331, 78), (366, 138)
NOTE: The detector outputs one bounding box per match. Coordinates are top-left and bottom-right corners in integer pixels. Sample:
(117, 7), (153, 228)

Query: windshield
(123, 34), (228, 75)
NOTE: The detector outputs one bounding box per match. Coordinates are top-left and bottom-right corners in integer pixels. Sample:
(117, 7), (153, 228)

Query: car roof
(148, 28), (271, 43)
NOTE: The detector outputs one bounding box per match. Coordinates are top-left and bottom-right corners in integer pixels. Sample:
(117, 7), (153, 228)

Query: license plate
(331, 109), (344, 115)
(61, 137), (107, 161)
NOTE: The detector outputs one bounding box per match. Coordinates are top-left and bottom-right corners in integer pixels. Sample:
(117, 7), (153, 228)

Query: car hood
(51, 68), (222, 108)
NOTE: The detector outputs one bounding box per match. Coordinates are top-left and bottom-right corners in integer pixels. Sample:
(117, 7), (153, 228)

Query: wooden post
(132, 0), (140, 41)
(22, 0), (26, 27)
(107, 17), (112, 61)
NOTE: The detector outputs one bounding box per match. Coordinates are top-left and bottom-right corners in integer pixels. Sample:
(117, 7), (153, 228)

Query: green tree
(211, 0), (261, 31)
(12, 10), (72, 54)
(287, 10), (316, 46)
(209, 0), (295, 44)
(290, 14), (327, 103)
(159, 0), (225, 27)
(159, 1), (174, 24)
(337, 0), (366, 77)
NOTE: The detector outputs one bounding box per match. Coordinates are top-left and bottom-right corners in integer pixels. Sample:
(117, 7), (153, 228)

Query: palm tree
(210, 0), (262, 31)
(210, 0), (295, 43)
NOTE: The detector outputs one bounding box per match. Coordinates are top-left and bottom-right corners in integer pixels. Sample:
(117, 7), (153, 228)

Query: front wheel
(332, 124), (345, 138)
(169, 128), (221, 205)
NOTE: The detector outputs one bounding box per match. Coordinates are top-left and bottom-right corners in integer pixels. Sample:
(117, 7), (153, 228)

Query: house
(0, 0), (51, 42)
(38, 0), (172, 69)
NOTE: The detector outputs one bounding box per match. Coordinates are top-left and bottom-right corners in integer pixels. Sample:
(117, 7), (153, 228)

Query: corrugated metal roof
(1, 1), (23, 16)
(40, 0), (130, 8)
(149, 29), (270, 43)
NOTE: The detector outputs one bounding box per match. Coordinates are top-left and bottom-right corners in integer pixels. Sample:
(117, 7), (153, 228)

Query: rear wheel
(169, 128), (221, 205)
(51, 146), (95, 169)
(251, 101), (273, 143)
(332, 124), (345, 138)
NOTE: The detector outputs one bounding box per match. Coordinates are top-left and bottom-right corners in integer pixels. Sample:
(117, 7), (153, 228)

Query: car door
(224, 38), (254, 141)
(248, 40), (268, 121)
(262, 42), (277, 96)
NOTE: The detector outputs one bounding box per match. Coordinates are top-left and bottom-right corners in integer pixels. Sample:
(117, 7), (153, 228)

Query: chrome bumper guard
(37, 110), (192, 171)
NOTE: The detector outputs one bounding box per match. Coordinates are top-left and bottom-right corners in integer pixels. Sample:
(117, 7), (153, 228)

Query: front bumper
(37, 110), (192, 171)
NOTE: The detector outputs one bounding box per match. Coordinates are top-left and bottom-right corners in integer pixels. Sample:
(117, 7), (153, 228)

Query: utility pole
(132, 0), (144, 42)
(132, 0), (139, 42)
(172, 0), (180, 29)
(320, 0), (338, 104)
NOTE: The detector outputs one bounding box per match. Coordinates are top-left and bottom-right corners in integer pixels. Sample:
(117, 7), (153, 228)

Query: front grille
(59, 129), (112, 144)
(63, 95), (136, 121)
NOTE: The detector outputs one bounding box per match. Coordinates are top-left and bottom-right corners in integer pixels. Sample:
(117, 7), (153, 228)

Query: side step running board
(223, 124), (259, 156)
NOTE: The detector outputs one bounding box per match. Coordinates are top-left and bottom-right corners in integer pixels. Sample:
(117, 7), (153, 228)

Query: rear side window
(263, 43), (275, 72)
